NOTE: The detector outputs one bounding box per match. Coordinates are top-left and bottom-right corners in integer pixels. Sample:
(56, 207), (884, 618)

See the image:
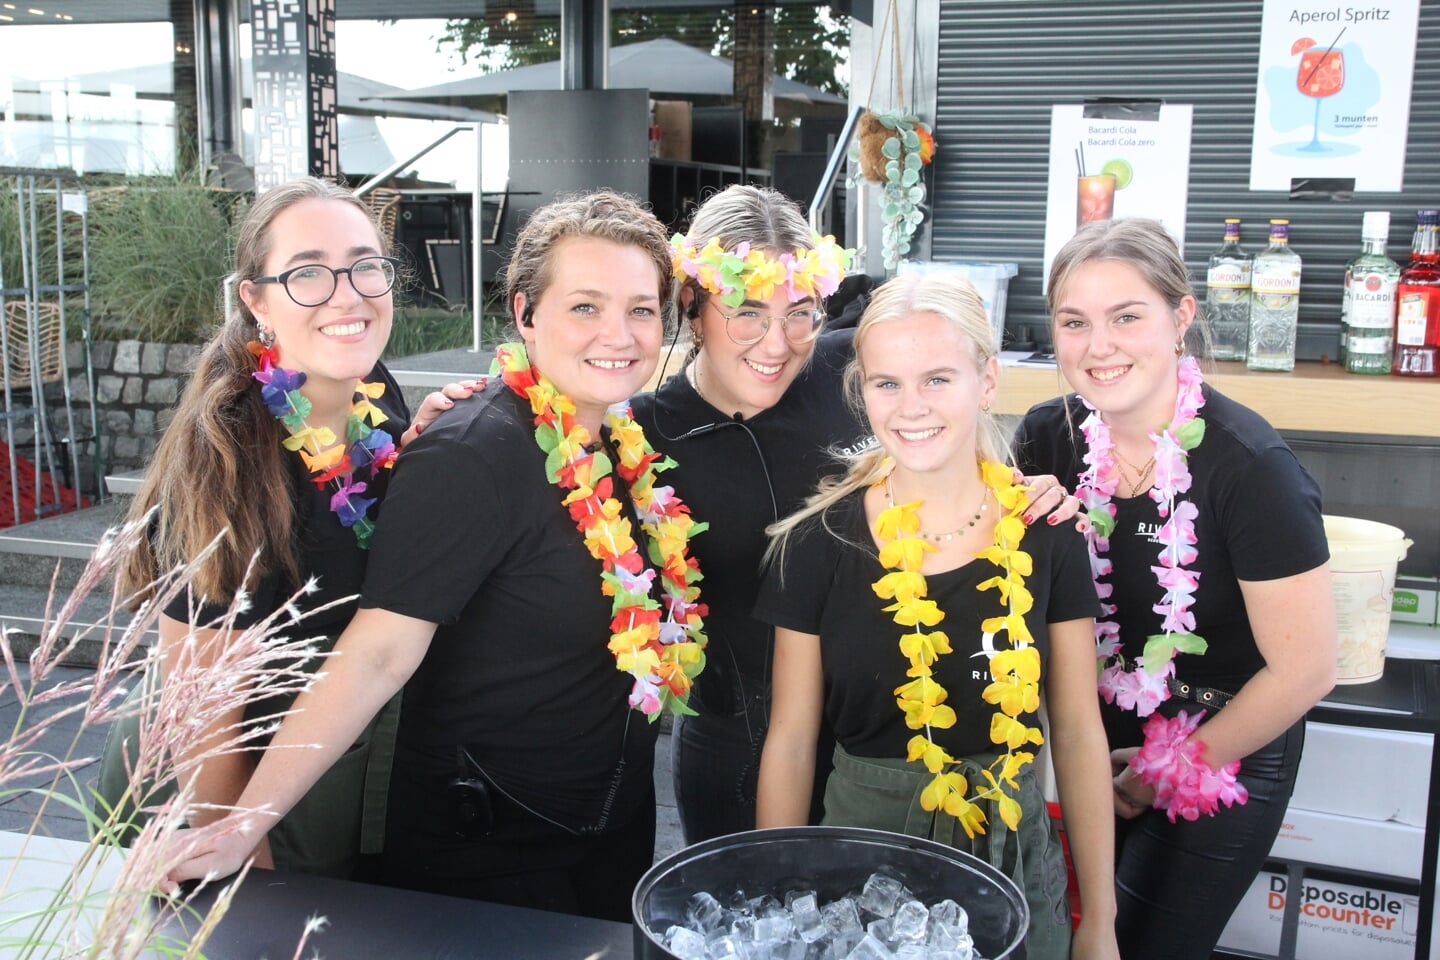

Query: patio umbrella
(365, 37), (846, 117)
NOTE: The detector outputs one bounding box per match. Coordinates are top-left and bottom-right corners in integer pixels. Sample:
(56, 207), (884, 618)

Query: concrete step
(0, 582), (154, 668)
(0, 500), (126, 591)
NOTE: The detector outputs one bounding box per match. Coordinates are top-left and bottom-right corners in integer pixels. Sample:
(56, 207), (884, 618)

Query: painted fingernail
(1022, 513), (1034, 525)
(1079, 521), (1090, 532)
(413, 422), (425, 435)
(1047, 515), (1059, 525)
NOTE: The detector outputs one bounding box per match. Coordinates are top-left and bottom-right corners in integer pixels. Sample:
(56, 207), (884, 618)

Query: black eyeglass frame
(250, 255), (401, 307)
(706, 300), (827, 347)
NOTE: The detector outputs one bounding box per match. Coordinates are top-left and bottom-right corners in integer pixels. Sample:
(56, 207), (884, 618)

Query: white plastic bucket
(1323, 515), (1412, 684)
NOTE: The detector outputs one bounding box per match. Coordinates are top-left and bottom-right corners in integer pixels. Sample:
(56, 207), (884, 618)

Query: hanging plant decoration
(854, 109), (936, 272)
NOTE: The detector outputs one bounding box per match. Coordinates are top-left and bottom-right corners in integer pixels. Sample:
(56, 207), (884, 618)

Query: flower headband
(671, 233), (854, 309)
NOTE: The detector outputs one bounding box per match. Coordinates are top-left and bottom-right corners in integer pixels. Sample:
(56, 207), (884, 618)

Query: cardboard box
(652, 100), (692, 162)
(1288, 721), (1432, 825)
(1393, 576), (1439, 626)
(1270, 806), (1424, 880)
(1218, 869), (1421, 960)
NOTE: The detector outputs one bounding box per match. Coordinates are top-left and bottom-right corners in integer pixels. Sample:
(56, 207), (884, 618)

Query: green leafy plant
(86, 178), (240, 344)
(855, 110), (936, 272)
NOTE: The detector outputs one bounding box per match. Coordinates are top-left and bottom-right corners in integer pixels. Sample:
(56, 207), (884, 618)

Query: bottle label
(1345, 273), (1397, 329)
(1207, 263), (1251, 288)
(1396, 292), (1432, 345)
(1347, 333), (1392, 354)
(1252, 267), (1300, 295)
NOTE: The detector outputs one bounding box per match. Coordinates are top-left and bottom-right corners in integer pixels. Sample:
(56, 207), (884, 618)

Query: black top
(360, 379), (658, 831)
(754, 490), (1098, 759)
(163, 361), (409, 639)
(1013, 385), (1329, 747)
(629, 327), (873, 713)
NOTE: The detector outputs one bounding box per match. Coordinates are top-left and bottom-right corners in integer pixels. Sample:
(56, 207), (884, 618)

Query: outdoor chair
(1, 300), (64, 394)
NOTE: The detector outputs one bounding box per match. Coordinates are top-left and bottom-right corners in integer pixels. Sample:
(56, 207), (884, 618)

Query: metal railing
(355, 124), (490, 354)
(809, 104), (866, 256)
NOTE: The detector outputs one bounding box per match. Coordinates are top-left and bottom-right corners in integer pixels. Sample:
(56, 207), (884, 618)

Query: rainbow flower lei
(670, 232), (854, 309)
(1075, 355), (1246, 819)
(250, 342), (396, 548)
(491, 342), (709, 719)
(872, 460), (1042, 838)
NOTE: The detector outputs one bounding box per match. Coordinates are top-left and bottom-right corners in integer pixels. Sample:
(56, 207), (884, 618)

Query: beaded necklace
(492, 342), (709, 719)
(871, 459), (1040, 838)
(250, 342), (396, 548)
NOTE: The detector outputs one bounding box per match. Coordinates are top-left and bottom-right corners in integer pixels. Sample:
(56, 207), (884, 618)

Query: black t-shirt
(1013, 385), (1329, 747)
(162, 361), (410, 640)
(360, 379), (658, 831)
(754, 490), (1098, 760)
(629, 327), (873, 713)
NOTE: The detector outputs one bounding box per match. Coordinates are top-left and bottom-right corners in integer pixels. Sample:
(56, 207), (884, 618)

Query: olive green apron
(94, 669), (400, 878)
(823, 743), (1073, 960)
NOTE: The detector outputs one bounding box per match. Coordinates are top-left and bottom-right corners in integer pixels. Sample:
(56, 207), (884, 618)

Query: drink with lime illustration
(1294, 33), (1345, 152)
(1076, 159), (1130, 228)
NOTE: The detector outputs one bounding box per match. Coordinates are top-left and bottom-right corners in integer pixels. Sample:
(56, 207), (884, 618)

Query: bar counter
(994, 361), (1440, 438)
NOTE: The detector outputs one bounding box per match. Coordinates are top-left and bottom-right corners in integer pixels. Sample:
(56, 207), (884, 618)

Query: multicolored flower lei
(491, 342), (709, 719)
(1075, 356), (1246, 819)
(872, 460), (1042, 838)
(670, 232), (854, 309)
(250, 342), (396, 548)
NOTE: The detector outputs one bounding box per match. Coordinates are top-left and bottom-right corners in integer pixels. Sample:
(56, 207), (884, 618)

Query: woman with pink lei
(165, 192), (707, 921)
(1013, 218), (1336, 959)
(756, 272), (1119, 960)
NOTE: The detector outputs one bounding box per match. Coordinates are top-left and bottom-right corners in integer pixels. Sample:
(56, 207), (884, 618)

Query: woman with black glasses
(631, 185), (868, 842)
(98, 177), (466, 879)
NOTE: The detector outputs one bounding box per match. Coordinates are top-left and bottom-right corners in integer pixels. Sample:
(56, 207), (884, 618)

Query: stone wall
(56, 339), (201, 489)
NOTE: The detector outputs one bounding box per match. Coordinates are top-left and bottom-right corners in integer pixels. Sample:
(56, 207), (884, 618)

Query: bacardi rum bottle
(1206, 219), (1251, 361)
(1342, 211), (1398, 375)
(1248, 220), (1301, 372)
(1395, 209), (1440, 378)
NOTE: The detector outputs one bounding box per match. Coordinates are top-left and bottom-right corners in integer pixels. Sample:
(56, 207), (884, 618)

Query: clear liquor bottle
(1342, 211), (1399, 375)
(1206, 219), (1251, 361)
(1248, 219), (1302, 372)
(1395, 209), (1440, 378)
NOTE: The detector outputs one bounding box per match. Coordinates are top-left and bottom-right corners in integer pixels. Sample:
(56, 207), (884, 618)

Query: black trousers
(378, 768), (656, 923)
(672, 701), (832, 844)
(1114, 710), (1305, 960)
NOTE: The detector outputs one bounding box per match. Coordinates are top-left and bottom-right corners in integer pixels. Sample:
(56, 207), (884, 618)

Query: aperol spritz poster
(1249, 0), (1419, 192)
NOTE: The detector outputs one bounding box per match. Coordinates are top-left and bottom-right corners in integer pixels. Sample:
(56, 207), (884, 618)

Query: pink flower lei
(1074, 356), (1246, 819)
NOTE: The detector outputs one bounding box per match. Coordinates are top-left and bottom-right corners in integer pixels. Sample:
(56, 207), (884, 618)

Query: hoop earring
(257, 322), (275, 349)
(690, 324), (704, 349)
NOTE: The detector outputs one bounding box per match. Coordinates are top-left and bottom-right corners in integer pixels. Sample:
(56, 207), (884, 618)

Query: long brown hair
(119, 178), (385, 604)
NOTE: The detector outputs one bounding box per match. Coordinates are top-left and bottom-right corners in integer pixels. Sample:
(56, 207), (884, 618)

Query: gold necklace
(1113, 446), (1156, 498)
(886, 476), (989, 543)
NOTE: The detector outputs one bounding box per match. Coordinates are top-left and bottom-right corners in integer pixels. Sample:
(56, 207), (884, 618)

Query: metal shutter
(928, 0), (1440, 359)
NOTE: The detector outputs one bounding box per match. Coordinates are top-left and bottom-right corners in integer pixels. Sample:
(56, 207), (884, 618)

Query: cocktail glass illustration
(1076, 174), (1117, 228)
(1296, 46), (1345, 152)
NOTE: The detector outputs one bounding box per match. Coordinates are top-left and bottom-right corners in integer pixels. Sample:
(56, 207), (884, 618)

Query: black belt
(1167, 677), (1234, 709)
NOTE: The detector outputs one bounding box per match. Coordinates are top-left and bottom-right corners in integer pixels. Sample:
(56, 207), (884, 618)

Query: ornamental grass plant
(0, 513), (332, 958)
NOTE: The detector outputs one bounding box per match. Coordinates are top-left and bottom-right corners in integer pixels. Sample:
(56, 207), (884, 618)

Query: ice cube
(751, 894), (787, 918)
(664, 924), (708, 960)
(790, 892), (827, 943)
(891, 900), (928, 941)
(822, 898), (864, 937)
(730, 915), (756, 941)
(843, 933), (894, 959)
(893, 944), (927, 960)
(858, 874), (906, 918)
(755, 915), (795, 941)
(705, 933), (743, 959)
(928, 898), (969, 935)
(865, 917), (893, 944)
(687, 891), (725, 933)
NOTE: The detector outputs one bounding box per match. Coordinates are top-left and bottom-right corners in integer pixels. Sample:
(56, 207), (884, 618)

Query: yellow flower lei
(872, 460), (1043, 837)
(492, 342), (709, 719)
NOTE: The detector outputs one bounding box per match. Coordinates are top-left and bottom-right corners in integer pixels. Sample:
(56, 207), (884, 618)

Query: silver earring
(257, 322), (275, 349)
